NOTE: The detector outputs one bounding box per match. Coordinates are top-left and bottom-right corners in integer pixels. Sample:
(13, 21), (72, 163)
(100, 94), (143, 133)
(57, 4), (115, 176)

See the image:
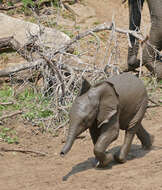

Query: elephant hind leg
(114, 130), (135, 163)
(136, 123), (154, 150)
(115, 97), (148, 163)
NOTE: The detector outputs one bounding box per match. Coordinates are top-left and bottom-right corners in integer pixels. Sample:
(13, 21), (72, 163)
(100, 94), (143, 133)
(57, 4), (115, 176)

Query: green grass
(0, 126), (18, 144)
(0, 86), (54, 123)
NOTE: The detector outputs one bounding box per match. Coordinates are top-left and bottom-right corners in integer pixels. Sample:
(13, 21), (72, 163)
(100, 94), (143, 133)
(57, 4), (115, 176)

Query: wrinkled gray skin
(60, 73), (153, 168)
(127, 0), (162, 79)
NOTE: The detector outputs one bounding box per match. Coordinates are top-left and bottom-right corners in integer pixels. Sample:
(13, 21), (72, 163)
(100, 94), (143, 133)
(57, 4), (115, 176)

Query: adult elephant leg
(127, 0), (144, 71)
(94, 117), (119, 168)
(142, 38), (162, 79)
(136, 123), (154, 150)
(142, 12), (162, 79)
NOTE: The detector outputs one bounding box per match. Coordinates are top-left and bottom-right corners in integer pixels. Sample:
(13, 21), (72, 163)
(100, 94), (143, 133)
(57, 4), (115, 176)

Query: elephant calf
(60, 73), (153, 168)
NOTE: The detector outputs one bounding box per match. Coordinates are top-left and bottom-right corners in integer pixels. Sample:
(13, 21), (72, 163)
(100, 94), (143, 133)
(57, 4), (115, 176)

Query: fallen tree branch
(0, 36), (38, 61)
(1, 23), (161, 72)
(0, 102), (13, 106)
(0, 4), (22, 10)
(40, 55), (65, 98)
(0, 23), (161, 80)
(147, 98), (162, 108)
(0, 110), (23, 120)
(52, 22), (162, 57)
(0, 147), (47, 156)
(0, 59), (44, 77)
(0, 36), (13, 49)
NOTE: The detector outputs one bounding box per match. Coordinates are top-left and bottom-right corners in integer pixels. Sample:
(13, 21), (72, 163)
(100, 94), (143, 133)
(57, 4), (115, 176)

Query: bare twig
(148, 98), (161, 106)
(0, 147), (47, 156)
(0, 4), (22, 10)
(0, 152), (4, 156)
(0, 110), (23, 120)
(0, 23), (161, 77)
(55, 119), (69, 130)
(0, 102), (13, 106)
(147, 98), (162, 108)
(40, 55), (65, 99)
(50, 22), (162, 58)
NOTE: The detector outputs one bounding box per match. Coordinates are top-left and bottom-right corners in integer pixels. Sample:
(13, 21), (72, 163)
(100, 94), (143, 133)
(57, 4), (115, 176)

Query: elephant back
(107, 73), (148, 128)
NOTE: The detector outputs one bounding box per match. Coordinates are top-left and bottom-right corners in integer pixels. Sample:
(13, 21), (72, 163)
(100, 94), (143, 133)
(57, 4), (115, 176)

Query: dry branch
(40, 55), (65, 98)
(147, 98), (162, 108)
(0, 147), (47, 156)
(0, 59), (44, 77)
(0, 23), (161, 78)
(0, 36), (38, 61)
(0, 36), (13, 49)
(0, 110), (22, 120)
(0, 4), (22, 10)
(0, 102), (13, 106)
(50, 22), (162, 58)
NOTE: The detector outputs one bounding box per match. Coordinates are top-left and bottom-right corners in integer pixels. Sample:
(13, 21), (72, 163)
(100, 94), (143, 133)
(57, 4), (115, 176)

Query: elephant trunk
(60, 125), (77, 157)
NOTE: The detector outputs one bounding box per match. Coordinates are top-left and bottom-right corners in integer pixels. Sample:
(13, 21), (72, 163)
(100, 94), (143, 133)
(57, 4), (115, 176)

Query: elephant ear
(97, 82), (119, 128)
(78, 77), (91, 96)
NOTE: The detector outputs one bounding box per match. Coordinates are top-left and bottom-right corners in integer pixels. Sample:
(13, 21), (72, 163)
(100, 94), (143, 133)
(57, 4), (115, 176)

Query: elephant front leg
(93, 122), (119, 168)
(89, 121), (101, 145)
(114, 130), (135, 163)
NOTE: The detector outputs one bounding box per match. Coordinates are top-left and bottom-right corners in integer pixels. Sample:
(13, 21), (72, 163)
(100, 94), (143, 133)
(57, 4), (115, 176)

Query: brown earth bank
(0, 107), (162, 190)
(0, 1), (162, 190)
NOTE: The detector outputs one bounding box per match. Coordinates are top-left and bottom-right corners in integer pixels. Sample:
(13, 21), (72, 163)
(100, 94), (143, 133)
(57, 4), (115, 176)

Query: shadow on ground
(62, 144), (152, 181)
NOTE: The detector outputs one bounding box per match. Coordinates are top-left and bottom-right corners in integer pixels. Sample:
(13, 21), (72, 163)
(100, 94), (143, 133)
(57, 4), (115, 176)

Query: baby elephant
(60, 73), (153, 168)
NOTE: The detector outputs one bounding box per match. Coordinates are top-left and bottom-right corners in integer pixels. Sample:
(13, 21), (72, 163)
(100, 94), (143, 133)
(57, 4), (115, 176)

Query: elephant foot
(114, 151), (127, 164)
(95, 153), (114, 168)
(142, 135), (154, 150)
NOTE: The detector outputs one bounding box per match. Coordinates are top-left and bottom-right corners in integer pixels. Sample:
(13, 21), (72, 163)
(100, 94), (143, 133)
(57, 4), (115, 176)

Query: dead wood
(62, 2), (78, 17)
(0, 147), (47, 156)
(40, 55), (65, 98)
(0, 110), (22, 120)
(0, 102), (13, 106)
(0, 23), (161, 78)
(147, 98), (162, 108)
(0, 36), (13, 49)
(0, 36), (38, 61)
(0, 59), (44, 77)
(0, 3), (22, 10)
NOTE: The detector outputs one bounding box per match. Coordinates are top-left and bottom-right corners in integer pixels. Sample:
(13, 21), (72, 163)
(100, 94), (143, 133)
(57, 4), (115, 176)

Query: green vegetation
(0, 86), (53, 123)
(0, 53), (9, 65)
(0, 126), (18, 144)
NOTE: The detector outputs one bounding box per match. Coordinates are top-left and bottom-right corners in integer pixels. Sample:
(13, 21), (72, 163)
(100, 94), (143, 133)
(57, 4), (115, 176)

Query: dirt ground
(0, 1), (162, 190)
(0, 107), (162, 190)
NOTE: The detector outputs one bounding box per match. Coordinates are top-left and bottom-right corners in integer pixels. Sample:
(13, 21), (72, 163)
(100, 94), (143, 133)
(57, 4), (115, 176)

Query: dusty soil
(0, 107), (162, 190)
(0, 1), (162, 190)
